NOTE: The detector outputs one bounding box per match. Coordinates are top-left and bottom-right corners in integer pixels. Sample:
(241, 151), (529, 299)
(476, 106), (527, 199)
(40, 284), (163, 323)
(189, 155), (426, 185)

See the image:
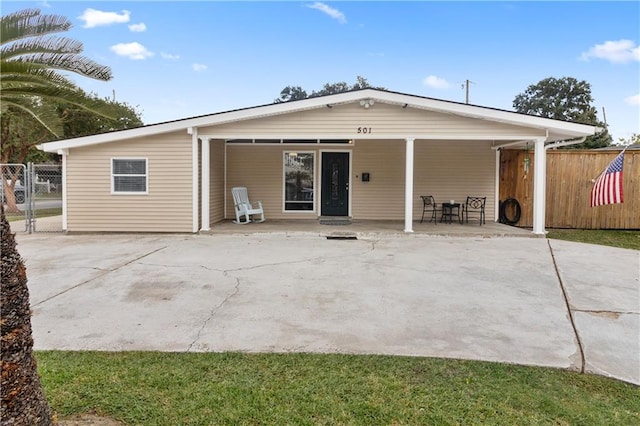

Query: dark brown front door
(321, 152), (349, 216)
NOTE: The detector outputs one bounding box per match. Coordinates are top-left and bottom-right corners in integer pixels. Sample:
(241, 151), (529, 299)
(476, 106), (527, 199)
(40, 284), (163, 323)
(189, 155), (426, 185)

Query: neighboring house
(39, 89), (599, 234)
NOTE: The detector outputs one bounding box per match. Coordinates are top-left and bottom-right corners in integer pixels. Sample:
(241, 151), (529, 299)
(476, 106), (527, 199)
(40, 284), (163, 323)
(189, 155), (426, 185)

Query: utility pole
(462, 79), (475, 104)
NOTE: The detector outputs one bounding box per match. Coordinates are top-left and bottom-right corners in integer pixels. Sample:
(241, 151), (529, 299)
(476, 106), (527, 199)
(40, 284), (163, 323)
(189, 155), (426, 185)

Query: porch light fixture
(359, 99), (374, 109)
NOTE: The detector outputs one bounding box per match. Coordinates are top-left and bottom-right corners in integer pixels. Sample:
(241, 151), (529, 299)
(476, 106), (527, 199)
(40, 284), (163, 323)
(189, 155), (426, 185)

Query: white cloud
(580, 39), (640, 64)
(422, 75), (451, 89)
(79, 8), (130, 28)
(624, 93), (640, 106)
(161, 52), (180, 60)
(129, 23), (147, 32)
(307, 2), (347, 24)
(192, 63), (207, 72)
(110, 42), (153, 60)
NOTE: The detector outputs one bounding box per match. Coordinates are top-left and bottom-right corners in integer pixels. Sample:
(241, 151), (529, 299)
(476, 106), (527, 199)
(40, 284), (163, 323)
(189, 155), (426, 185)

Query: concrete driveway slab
(548, 239), (639, 384)
(13, 232), (639, 385)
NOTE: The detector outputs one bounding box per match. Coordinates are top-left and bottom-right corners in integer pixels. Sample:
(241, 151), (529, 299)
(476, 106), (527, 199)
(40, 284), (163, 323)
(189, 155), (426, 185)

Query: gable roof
(39, 88), (600, 153)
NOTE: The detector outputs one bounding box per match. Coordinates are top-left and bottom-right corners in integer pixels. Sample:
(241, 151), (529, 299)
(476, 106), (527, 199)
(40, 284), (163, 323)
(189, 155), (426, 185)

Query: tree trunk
(1, 171), (22, 214)
(1, 205), (53, 425)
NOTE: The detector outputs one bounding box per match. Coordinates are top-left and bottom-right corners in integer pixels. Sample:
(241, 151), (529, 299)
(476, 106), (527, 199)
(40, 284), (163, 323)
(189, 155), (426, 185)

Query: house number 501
(357, 127), (372, 134)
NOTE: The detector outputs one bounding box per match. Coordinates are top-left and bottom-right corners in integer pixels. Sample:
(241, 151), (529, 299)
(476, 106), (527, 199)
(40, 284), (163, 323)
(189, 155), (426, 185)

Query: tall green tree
(275, 76), (386, 103)
(1, 9), (116, 423)
(1, 8), (119, 212)
(58, 92), (143, 140)
(513, 77), (612, 149)
(618, 133), (639, 146)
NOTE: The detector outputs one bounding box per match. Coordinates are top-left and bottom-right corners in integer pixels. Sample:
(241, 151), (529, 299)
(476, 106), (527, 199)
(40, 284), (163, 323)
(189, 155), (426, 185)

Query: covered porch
(203, 218), (536, 238)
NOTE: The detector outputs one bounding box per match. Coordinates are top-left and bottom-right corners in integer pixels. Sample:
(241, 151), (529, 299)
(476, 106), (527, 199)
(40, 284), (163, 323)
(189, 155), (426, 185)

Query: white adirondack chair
(231, 187), (265, 224)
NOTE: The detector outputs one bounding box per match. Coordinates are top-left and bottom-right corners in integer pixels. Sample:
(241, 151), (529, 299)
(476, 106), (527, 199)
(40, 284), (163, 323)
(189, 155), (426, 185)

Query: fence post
(26, 162), (32, 233)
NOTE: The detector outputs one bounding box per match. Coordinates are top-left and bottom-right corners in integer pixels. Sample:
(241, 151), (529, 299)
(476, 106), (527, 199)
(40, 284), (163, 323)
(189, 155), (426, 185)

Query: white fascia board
(368, 91), (599, 137)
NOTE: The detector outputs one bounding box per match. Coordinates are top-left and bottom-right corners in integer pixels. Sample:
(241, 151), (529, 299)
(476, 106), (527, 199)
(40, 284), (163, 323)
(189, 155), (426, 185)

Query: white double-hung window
(111, 158), (148, 194)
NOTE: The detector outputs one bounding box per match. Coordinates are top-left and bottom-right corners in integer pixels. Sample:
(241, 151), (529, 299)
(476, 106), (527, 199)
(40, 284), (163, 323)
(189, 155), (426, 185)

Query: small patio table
(441, 202), (463, 224)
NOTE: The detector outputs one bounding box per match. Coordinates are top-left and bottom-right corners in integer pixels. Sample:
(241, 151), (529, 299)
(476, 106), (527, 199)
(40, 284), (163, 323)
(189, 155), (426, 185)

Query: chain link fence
(1, 163), (63, 233)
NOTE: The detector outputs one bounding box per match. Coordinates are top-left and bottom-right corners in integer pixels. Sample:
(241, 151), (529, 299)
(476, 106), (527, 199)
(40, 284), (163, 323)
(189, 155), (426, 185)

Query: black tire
(14, 191), (25, 204)
(499, 198), (521, 225)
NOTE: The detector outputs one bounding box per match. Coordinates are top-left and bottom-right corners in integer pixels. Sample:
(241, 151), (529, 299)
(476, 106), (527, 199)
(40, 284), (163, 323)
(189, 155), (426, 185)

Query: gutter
(545, 137), (586, 150)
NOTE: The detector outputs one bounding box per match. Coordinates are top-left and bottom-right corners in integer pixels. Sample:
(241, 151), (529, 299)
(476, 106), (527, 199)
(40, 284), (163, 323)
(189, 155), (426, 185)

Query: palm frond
(1, 36), (83, 60)
(1, 9), (72, 45)
(1, 7), (116, 138)
(5, 54), (112, 80)
(1, 96), (62, 137)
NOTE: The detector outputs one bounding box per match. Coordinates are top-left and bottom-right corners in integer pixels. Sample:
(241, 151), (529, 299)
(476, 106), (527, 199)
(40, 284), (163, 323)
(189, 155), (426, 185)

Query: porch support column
(58, 149), (68, 231)
(532, 137), (546, 235)
(189, 127), (198, 233)
(494, 148), (501, 222)
(201, 137), (210, 232)
(404, 137), (415, 233)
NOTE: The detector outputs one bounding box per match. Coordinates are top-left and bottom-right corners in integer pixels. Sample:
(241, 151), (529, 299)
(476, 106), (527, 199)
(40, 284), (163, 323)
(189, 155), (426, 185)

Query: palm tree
(1, 206), (53, 424)
(1, 9), (115, 423)
(1, 8), (114, 212)
(1, 8), (113, 136)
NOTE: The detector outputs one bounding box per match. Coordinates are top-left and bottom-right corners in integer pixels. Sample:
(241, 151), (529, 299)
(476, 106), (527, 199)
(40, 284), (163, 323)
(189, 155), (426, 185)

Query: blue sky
(4, 1), (639, 142)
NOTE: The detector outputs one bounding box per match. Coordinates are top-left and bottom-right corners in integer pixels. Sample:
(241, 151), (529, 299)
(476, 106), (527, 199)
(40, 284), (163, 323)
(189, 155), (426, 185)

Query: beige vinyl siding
(351, 140), (405, 219)
(414, 140), (495, 222)
(66, 132), (193, 232)
(226, 139), (495, 222)
(210, 139), (225, 223)
(351, 140), (495, 221)
(200, 103), (544, 138)
(226, 145), (320, 220)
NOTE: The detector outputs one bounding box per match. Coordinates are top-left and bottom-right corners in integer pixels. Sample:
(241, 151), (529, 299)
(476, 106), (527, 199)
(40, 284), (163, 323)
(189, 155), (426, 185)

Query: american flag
(590, 150), (625, 207)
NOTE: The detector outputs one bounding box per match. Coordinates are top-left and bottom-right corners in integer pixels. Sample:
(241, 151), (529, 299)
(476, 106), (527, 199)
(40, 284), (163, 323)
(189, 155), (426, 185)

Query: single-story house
(39, 89), (599, 234)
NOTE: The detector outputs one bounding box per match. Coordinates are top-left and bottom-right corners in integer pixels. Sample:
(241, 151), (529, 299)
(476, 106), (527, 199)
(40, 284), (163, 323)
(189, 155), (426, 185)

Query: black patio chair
(465, 196), (486, 225)
(420, 195), (440, 224)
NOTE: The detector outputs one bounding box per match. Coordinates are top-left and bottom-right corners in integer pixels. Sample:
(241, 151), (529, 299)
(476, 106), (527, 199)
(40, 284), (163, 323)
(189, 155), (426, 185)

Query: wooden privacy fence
(499, 149), (639, 229)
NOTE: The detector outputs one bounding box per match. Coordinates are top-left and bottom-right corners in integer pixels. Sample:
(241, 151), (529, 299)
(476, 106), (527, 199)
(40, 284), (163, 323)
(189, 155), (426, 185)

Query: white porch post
(201, 137), (210, 231)
(532, 137), (547, 235)
(494, 148), (501, 222)
(59, 149), (68, 231)
(404, 137), (415, 233)
(189, 127), (199, 233)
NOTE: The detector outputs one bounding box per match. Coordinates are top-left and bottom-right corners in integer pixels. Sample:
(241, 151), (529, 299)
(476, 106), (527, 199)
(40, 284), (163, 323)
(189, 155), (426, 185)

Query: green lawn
(38, 351), (639, 425)
(547, 229), (640, 250)
(4, 207), (62, 222)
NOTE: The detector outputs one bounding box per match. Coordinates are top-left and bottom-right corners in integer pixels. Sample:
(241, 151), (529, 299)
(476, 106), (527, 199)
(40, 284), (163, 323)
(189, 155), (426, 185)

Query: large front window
(284, 152), (314, 211)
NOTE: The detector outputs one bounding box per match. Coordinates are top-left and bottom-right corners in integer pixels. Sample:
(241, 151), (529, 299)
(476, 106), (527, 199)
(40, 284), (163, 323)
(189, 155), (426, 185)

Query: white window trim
(282, 151), (316, 213)
(111, 157), (149, 195)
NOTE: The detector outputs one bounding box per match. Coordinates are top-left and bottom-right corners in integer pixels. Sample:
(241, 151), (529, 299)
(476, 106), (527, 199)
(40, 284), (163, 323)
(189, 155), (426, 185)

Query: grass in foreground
(546, 229), (640, 250)
(38, 351), (639, 425)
